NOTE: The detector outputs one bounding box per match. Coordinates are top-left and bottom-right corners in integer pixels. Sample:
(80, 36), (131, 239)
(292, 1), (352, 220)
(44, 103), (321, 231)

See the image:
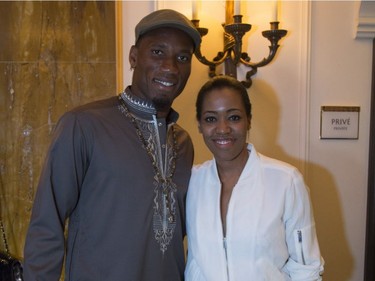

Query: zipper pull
(297, 230), (302, 242)
(297, 230), (306, 265)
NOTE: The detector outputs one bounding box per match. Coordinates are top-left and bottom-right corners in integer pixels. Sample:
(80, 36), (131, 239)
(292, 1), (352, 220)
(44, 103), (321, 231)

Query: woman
(185, 76), (324, 281)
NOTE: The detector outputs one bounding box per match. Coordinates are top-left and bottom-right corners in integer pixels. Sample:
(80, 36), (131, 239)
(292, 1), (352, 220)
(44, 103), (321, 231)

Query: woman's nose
(216, 119), (230, 134)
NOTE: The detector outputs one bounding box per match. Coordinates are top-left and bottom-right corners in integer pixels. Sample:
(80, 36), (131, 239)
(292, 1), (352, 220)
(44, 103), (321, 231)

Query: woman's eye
(204, 116), (216, 123)
(229, 115), (241, 121)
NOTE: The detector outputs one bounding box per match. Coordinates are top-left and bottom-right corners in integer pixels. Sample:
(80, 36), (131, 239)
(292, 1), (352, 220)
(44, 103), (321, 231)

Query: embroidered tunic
(24, 87), (193, 281)
(185, 144), (324, 281)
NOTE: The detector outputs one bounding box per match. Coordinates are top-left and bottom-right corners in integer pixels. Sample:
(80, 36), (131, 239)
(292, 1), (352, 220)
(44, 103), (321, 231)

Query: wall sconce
(191, 0), (287, 88)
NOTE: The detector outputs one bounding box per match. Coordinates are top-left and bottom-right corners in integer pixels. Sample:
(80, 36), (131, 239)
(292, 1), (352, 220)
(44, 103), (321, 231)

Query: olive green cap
(135, 9), (201, 49)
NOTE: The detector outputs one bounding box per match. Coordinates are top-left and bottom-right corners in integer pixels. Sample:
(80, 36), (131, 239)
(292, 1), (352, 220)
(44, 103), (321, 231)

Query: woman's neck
(216, 147), (250, 184)
(217, 146), (250, 237)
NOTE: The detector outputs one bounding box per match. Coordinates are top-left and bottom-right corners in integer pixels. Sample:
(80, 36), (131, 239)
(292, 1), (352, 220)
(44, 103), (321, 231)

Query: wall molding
(356, 1), (375, 39)
(358, 1), (375, 280)
(298, 0), (312, 176)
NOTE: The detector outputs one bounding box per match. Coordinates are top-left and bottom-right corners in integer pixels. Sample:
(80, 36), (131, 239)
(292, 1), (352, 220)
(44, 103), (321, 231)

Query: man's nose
(160, 57), (178, 73)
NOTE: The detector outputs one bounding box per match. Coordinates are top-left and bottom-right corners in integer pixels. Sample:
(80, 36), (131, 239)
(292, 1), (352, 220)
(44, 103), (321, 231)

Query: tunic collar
(120, 86), (179, 123)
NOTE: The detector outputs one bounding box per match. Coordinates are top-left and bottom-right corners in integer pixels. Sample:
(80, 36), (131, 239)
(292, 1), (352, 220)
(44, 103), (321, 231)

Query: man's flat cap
(135, 9), (201, 49)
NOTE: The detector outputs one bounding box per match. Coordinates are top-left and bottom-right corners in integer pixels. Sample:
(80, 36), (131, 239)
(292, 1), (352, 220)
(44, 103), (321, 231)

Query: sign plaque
(320, 106), (360, 139)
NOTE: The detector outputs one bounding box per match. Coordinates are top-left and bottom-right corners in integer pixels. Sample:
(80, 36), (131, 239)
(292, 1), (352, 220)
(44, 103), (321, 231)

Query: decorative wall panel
(0, 1), (116, 258)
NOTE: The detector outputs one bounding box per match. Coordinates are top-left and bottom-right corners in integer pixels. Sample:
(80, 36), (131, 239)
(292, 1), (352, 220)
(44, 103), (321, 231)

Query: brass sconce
(192, 0), (287, 88)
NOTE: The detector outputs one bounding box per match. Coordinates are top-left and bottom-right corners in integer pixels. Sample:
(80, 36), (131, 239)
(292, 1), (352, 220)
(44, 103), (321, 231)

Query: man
(23, 9), (201, 281)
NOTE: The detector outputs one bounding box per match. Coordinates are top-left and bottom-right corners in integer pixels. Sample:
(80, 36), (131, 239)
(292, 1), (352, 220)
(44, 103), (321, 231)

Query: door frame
(364, 38), (375, 281)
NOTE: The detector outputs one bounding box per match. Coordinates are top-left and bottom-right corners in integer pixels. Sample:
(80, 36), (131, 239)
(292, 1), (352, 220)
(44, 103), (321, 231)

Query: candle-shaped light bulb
(192, 0), (199, 19)
(234, 0), (241, 16)
(271, 0), (279, 22)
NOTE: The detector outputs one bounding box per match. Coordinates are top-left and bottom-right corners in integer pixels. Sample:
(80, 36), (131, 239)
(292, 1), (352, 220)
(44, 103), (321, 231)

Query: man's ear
(198, 123), (202, 134)
(129, 45), (137, 68)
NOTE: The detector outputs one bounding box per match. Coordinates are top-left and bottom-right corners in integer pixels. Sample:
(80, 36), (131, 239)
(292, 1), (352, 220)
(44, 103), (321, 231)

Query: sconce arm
(239, 44), (279, 68)
(239, 28), (287, 68)
(194, 48), (231, 67)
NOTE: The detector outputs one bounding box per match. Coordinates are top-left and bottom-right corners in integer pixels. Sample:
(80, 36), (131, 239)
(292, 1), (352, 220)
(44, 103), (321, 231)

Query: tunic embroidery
(118, 94), (177, 254)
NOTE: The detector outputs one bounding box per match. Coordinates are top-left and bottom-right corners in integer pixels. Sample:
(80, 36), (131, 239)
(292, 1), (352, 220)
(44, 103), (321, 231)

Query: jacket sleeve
(283, 169), (325, 281)
(23, 112), (89, 281)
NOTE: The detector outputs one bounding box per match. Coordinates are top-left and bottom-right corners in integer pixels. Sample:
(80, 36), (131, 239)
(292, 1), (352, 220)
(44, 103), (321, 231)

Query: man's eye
(178, 55), (191, 62)
(152, 50), (163, 55)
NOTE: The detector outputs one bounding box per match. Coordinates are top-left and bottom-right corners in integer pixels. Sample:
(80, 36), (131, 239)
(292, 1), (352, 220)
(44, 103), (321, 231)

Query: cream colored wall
(121, 1), (372, 280)
(309, 2), (371, 281)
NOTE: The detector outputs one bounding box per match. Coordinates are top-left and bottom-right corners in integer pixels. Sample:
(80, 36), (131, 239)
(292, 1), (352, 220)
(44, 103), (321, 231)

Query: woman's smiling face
(198, 87), (251, 163)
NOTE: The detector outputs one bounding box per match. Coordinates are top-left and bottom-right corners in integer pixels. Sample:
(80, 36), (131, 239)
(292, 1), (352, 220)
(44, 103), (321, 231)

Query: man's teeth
(155, 79), (173, 87)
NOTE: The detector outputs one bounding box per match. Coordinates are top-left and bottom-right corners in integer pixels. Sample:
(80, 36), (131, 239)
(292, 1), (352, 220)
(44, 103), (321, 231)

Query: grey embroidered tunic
(24, 87), (194, 281)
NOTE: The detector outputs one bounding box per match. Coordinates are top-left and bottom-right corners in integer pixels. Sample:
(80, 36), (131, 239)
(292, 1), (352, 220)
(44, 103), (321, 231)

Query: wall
(120, 1), (371, 280)
(309, 2), (371, 280)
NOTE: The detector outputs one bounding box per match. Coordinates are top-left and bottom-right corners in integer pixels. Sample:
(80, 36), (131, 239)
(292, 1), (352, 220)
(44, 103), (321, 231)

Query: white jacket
(185, 144), (324, 281)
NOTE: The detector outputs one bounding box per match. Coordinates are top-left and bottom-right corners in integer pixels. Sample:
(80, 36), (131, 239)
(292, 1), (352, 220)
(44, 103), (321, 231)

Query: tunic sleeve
(23, 112), (89, 281)
(283, 169), (325, 280)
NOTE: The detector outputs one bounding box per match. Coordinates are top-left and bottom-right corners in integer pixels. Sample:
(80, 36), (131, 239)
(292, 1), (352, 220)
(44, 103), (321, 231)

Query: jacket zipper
(223, 237), (230, 281)
(297, 230), (306, 265)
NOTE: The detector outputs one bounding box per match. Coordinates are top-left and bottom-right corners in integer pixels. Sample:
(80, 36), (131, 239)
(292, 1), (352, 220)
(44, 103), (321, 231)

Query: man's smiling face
(129, 27), (194, 118)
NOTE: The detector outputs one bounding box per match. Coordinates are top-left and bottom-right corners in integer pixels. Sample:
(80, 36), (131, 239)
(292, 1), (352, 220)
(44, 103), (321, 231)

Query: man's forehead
(137, 27), (195, 50)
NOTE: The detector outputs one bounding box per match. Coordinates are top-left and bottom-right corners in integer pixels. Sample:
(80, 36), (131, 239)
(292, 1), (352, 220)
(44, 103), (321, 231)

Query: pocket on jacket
(293, 225), (319, 265)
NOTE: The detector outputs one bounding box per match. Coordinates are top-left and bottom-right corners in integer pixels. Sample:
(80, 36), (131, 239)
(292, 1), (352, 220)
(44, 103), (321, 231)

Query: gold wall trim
(116, 1), (123, 92)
